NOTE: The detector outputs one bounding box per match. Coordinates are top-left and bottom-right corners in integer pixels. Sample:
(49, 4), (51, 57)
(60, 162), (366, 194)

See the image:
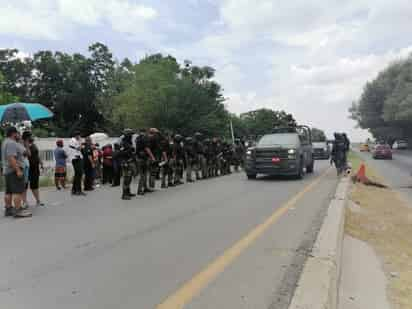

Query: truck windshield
(258, 133), (300, 147)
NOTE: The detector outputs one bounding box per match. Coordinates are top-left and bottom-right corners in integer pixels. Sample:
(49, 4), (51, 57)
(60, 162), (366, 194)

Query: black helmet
(123, 128), (134, 136)
(185, 136), (193, 143)
(194, 132), (202, 139)
(234, 138), (240, 144)
(174, 134), (183, 142)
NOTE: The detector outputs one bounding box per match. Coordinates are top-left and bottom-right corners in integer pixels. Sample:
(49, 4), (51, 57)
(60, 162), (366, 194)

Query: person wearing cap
(2, 127), (32, 218)
(54, 139), (68, 190)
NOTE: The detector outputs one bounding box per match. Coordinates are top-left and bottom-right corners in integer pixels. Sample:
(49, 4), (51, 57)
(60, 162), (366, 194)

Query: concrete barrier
(288, 176), (350, 309)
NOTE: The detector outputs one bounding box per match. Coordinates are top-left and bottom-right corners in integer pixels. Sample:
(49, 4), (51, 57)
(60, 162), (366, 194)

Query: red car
(372, 144), (392, 159)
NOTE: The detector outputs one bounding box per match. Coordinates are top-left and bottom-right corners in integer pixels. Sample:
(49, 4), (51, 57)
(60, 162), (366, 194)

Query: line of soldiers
(118, 128), (247, 200)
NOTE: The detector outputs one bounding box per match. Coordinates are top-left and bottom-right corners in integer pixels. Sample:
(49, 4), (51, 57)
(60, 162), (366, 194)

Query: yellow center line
(156, 168), (331, 309)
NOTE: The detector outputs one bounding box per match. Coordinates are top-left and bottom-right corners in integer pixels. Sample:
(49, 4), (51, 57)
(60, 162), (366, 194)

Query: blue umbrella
(0, 103), (53, 124)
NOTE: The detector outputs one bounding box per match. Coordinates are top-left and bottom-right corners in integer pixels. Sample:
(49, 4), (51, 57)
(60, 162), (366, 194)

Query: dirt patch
(346, 154), (412, 309)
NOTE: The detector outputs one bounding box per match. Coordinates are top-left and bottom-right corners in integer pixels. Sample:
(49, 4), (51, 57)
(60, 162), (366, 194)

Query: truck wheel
(306, 160), (315, 173)
(247, 174), (257, 180)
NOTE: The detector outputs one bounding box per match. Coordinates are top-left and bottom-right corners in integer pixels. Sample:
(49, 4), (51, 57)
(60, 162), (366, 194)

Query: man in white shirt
(69, 132), (85, 196)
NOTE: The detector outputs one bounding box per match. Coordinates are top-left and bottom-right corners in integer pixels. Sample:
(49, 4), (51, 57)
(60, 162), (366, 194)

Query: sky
(1, 0), (412, 141)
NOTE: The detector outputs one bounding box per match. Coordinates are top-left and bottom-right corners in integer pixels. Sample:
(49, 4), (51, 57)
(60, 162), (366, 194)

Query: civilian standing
(69, 132), (85, 196)
(25, 133), (44, 206)
(112, 143), (121, 187)
(82, 136), (95, 191)
(102, 144), (113, 185)
(2, 127), (32, 218)
(54, 140), (67, 190)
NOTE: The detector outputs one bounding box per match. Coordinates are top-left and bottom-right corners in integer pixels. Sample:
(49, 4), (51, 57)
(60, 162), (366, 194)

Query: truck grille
(255, 148), (289, 159)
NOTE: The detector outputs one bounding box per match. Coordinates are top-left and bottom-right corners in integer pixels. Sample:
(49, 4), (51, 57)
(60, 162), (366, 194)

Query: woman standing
(102, 144), (113, 185)
(54, 140), (67, 190)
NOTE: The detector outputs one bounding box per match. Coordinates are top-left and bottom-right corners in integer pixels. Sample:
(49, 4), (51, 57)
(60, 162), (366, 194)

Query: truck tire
(247, 174), (257, 180)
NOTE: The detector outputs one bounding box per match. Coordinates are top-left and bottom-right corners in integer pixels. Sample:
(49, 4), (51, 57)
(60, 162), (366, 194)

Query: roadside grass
(346, 152), (412, 309)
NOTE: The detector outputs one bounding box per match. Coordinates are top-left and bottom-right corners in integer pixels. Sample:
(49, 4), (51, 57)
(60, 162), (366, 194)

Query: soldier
(173, 134), (185, 185)
(147, 128), (162, 190)
(203, 138), (212, 179)
(221, 141), (233, 175)
(193, 132), (206, 180)
(184, 137), (196, 182)
(135, 128), (155, 195)
(120, 129), (136, 200)
(331, 133), (347, 176)
(160, 134), (175, 189)
(233, 138), (245, 172)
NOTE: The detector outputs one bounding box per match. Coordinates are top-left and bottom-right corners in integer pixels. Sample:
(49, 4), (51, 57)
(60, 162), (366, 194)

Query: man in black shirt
(22, 131), (44, 207)
(82, 136), (95, 191)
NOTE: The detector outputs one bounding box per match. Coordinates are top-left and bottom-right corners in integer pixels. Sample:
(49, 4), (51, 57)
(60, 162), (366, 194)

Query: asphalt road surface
(0, 161), (338, 309)
(355, 149), (412, 204)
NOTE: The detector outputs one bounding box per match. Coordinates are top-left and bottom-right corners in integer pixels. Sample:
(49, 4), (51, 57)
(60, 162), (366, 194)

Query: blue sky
(1, 0), (412, 141)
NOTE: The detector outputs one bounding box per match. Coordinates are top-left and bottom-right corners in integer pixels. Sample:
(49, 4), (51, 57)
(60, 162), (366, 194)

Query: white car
(393, 140), (408, 150)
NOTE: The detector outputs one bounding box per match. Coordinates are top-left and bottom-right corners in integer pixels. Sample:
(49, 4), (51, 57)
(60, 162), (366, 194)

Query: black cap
(22, 131), (32, 141)
(6, 126), (18, 137)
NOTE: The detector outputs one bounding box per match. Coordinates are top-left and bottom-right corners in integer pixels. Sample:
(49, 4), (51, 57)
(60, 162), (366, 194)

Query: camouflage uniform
(184, 137), (196, 182)
(120, 129), (137, 200)
(173, 134), (185, 185)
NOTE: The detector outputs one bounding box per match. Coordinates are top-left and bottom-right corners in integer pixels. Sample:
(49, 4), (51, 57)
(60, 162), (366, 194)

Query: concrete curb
(288, 176), (351, 309)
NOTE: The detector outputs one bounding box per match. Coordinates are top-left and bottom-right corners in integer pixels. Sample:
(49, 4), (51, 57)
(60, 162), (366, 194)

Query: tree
(239, 108), (296, 137)
(350, 56), (412, 141)
(111, 54), (230, 137)
(311, 127), (327, 142)
(0, 72), (19, 104)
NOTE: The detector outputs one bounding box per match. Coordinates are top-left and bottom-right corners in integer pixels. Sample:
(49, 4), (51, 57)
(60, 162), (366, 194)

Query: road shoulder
(344, 152), (412, 309)
(339, 235), (390, 309)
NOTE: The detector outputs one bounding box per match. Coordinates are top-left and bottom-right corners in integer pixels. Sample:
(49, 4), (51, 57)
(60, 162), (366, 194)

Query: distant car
(360, 144), (370, 152)
(313, 142), (330, 160)
(393, 140), (408, 150)
(372, 144), (392, 159)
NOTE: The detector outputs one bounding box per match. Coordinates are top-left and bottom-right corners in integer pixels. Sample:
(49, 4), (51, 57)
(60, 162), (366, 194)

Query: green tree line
(350, 54), (412, 144)
(0, 42), (317, 139)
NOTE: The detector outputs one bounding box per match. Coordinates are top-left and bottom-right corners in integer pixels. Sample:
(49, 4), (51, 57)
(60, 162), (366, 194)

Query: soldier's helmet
(204, 138), (211, 144)
(185, 136), (193, 143)
(174, 134), (183, 142)
(149, 128), (160, 134)
(123, 128), (134, 136)
(234, 138), (240, 144)
(194, 132), (202, 139)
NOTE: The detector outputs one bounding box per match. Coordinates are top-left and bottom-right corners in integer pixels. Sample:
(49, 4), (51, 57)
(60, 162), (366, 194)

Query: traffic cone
(356, 164), (368, 184)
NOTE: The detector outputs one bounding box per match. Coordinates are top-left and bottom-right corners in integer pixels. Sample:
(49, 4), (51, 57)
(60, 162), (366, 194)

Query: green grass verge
(348, 151), (363, 171)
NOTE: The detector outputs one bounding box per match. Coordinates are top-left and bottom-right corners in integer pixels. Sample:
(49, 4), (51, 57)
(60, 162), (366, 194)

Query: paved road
(0, 161), (338, 309)
(355, 149), (412, 204)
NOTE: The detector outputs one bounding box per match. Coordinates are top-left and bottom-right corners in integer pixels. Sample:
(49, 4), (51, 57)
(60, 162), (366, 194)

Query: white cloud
(0, 0), (157, 40)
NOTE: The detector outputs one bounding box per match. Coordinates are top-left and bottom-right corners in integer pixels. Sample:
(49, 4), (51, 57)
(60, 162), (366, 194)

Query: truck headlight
(288, 149), (296, 154)
(246, 150), (252, 155)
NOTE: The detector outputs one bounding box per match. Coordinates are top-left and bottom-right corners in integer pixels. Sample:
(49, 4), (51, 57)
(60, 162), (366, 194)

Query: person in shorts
(54, 139), (67, 190)
(2, 127), (32, 218)
(22, 131), (44, 207)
